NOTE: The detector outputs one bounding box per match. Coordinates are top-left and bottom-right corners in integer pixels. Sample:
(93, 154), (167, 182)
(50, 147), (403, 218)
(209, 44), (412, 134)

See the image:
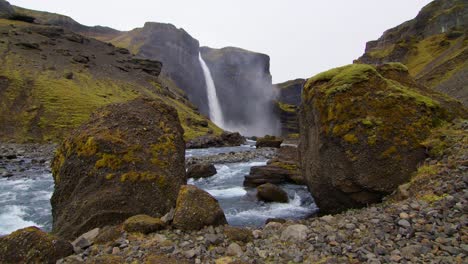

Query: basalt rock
(186, 163), (217, 179)
(51, 98), (186, 239)
(257, 183), (289, 203)
(0, 0), (14, 19)
(299, 63), (466, 214)
(0, 226), (74, 263)
(186, 131), (245, 149)
(173, 185), (227, 230)
(274, 79), (305, 136)
(256, 135), (283, 148)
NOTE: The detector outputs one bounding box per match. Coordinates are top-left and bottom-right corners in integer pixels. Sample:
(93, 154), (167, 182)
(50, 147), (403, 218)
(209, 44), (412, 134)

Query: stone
(226, 242), (243, 257)
(0, 0), (15, 19)
(252, 230), (262, 239)
(72, 228), (100, 253)
(256, 183), (289, 203)
(399, 212), (410, 219)
(173, 185), (227, 230)
(112, 247), (120, 254)
(161, 208), (175, 224)
(265, 222), (283, 229)
(299, 63), (464, 214)
(280, 224), (308, 241)
(186, 132), (245, 149)
(256, 135), (283, 148)
(0, 226), (74, 263)
(187, 163), (217, 179)
(223, 226), (254, 243)
(123, 215), (165, 234)
(398, 219), (411, 228)
(51, 98), (186, 240)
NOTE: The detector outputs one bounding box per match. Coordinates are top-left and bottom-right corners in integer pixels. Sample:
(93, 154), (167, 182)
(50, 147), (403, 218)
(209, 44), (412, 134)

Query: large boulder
(256, 135), (283, 148)
(186, 131), (245, 149)
(299, 63), (465, 213)
(256, 183), (289, 203)
(173, 185), (227, 230)
(51, 98), (186, 239)
(0, 226), (74, 263)
(123, 215), (165, 234)
(187, 163), (217, 179)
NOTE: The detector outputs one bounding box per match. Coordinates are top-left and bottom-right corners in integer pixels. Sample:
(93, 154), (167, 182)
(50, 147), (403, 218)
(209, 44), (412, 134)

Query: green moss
(420, 193), (447, 203)
(105, 173), (115, 180)
(270, 161), (298, 171)
(381, 146), (398, 158)
(343, 133), (358, 144)
(386, 80), (439, 108)
(276, 101), (296, 113)
(379, 62), (409, 72)
(368, 44), (396, 59)
(77, 137), (98, 157)
(123, 145), (142, 163)
(95, 154), (122, 170)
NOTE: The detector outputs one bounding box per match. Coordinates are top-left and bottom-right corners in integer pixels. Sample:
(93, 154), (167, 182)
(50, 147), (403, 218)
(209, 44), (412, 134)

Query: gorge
(0, 0), (467, 263)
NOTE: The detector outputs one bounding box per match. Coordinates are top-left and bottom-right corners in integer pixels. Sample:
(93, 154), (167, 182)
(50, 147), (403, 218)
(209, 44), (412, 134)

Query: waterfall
(199, 53), (225, 128)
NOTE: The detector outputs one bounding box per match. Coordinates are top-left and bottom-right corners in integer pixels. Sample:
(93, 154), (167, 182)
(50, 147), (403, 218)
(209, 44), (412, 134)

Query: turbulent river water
(0, 144), (318, 236)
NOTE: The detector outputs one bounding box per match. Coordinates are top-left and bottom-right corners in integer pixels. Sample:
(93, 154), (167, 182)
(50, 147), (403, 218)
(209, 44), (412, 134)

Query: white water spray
(199, 53), (225, 127)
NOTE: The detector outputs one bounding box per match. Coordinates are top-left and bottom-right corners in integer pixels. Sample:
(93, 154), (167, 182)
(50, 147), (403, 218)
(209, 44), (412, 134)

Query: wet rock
(187, 163), (217, 179)
(123, 215), (165, 234)
(173, 185), (227, 230)
(51, 98), (186, 240)
(0, 226), (74, 263)
(256, 183), (289, 203)
(186, 131), (245, 149)
(256, 135), (283, 148)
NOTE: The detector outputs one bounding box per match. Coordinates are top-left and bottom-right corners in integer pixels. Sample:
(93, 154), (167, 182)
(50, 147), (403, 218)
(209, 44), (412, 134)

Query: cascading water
(199, 53), (225, 128)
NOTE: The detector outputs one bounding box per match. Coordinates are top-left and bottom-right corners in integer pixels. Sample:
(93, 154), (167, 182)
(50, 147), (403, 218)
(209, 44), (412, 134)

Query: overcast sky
(10, 0), (432, 83)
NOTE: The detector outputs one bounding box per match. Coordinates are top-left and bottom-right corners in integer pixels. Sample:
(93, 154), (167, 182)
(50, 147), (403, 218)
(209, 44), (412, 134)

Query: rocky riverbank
(51, 121), (467, 263)
(186, 148), (276, 165)
(0, 143), (55, 179)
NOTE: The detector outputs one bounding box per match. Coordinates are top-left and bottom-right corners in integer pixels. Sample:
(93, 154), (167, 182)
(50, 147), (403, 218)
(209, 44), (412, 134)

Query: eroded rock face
(173, 185), (227, 230)
(0, 0), (14, 19)
(274, 79), (305, 136)
(0, 226), (74, 263)
(299, 63), (465, 213)
(51, 98), (186, 239)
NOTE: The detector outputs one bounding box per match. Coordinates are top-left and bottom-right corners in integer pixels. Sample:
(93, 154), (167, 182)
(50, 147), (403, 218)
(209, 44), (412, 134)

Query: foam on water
(0, 205), (40, 235)
(206, 187), (247, 198)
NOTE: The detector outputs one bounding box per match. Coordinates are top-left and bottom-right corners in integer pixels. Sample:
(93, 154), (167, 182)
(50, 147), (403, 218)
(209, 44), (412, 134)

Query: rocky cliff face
(274, 79), (304, 136)
(11, 6), (210, 115)
(299, 63), (466, 213)
(200, 46), (279, 136)
(358, 0), (467, 105)
(0, 13), (221, 142)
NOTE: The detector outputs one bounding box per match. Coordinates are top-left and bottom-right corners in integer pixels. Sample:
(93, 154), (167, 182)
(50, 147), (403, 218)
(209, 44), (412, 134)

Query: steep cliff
(274, 79), (304, 136)
(12, 6), (210, 115)
(200, 46), (279, 136)
(358, 0), (467, 105)
(0, 15), (221, 142)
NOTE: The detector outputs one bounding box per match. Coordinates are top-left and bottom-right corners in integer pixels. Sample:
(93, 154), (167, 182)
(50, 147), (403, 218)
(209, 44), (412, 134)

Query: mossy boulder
(51, 97), (186, 240)
(256, 135), (283, 148)
(173, 185), (227, 230)
(0, 226), (74, 263)
(123, 215), (165, 234)
(299, 63), (466, 213)
(256, 183), (289, 203)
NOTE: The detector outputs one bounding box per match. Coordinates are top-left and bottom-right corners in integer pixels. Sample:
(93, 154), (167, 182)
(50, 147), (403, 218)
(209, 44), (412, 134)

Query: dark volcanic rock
(257, 183), (289, 203)
(244, 165), (294, 187)
(173, 185), (227, 230)
(51, 98), (186, 240)
(299, 63), (465, 214)
(274, 79), (305, 136)
(186, 163), (217, 179)
(0, 226), (73, 264)
(256, 135), (283, 148)
(200, 46), (279, 134)
(0, 0), (14, 19)
(129, 58), (162, 77)
(186, 131), (245, 149)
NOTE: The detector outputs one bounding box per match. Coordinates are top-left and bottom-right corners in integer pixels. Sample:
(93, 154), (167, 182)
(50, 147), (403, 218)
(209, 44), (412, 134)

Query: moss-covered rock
(256, 135), (283, 148)
(186, 163), (217, 179)
(123, 215), (165, 234)
(51, 97), (186, 240)
(299, 63), (466, 213)
(0, 226), (73, 263)
(173, 185), (227, 230)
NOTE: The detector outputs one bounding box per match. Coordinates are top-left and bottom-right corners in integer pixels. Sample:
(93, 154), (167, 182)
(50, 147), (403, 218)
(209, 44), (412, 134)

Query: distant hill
(358, 0), (467, 105)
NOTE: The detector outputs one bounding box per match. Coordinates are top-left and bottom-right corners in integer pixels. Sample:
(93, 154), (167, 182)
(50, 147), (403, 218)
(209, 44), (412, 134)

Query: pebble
(226, 242), (243, 257)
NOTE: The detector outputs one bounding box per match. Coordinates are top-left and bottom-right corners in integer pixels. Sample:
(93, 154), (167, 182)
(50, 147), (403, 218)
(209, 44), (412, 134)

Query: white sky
(9, 0), (432, 83)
